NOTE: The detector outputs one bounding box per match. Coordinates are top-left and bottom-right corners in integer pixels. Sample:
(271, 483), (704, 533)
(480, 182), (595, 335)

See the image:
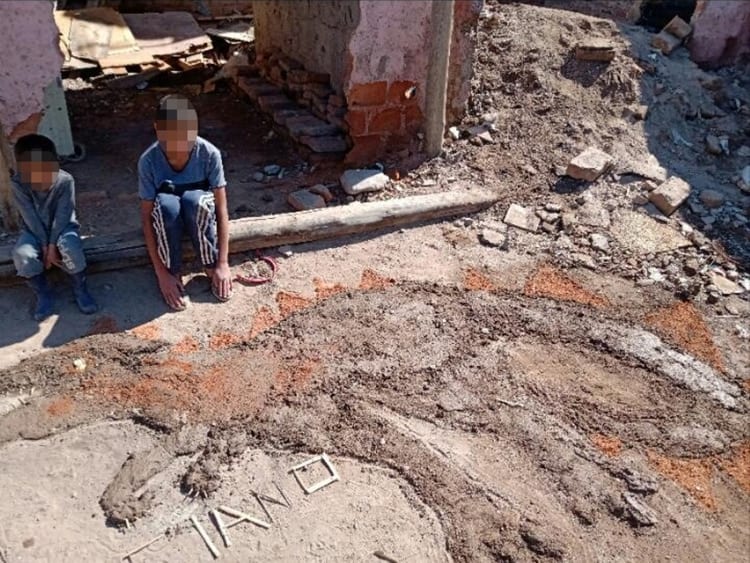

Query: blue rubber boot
(28, 273), (55, 321)
(70, 271), (98, 315)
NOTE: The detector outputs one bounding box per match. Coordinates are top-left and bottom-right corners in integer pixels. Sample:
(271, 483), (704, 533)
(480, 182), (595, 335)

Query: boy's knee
(185, 190), (215, 220)
(154, 193), (181, 222)
(13, 243), (43, 278)
(57, 231), (87, 274)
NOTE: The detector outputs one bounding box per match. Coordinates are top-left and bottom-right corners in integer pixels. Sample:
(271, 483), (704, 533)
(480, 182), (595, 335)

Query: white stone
(264, 164), (281, 175)
(503, 204), (540, 232)
(340, 169), (390, 195)
(590, 233), (610, 252)
(287, 190), (326, 211)
(709, 272), (743, 295)
(448, 126), (461, 141)
(566, 147), (614, 182)
(649, 177), (691, 216)
(479, 228), (507, 248)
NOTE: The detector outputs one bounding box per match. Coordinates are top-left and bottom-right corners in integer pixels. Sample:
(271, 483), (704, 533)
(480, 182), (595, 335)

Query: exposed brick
(273, 108), (309, 126)
(236, 77), (282, 101)
(287, 115), (340, 137)
(304, 83), (333, 98)
(269, 66), (284, 84)
(300, 135), (349, 153)
(369, 107), (402, 134)
(346, 134), (385, 165)
(288, 69), (331, 84)
(305, 70), (332, 84)
(387, 80), (418, 103)
(346, 109), (368, 136)
(348, 81), (388, 107)
(258, 94), (294, 113)
(311, 106), (327, 121)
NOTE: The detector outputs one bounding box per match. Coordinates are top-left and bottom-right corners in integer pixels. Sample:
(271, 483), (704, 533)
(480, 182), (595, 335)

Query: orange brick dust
(276, 291), (314, 318)
(170, 336), (200, 355)
(130, 322), (161, 341)
(249, 306), (280, 339)
(209, 332), (241, 351)
(46, 396), (75, 417)
(86, 316), (119, 336)
(645, 301), (724, 371)
(78, 352), (299, 423)
(523, 265), (609, 308)
(463, 268), (496, 291)
(721, 442), (750, 494)
(359, 269), (395, 291)
(648, 451), (718, 511)
(590, 434), (622, 457)
(314, 277), (347, 300)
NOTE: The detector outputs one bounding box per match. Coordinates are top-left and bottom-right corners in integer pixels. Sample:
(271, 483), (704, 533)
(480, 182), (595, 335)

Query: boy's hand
(212, 262), (232, 300)
(156, 270), (186, 310)
(44, 244), (62, 270)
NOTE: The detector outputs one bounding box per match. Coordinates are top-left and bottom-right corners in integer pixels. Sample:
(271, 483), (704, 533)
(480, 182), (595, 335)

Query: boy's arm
(212, 186), (231, 298)
(49, 175), (76, 243)
(11, 183), (49, 245)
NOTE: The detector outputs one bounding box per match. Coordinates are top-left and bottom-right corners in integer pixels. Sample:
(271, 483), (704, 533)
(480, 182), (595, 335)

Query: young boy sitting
(138, 94), (232, 310)
(11, 134), (97, 321)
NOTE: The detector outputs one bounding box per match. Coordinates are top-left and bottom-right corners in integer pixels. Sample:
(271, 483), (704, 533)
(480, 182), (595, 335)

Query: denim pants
(152, 189), (218, 275)
(13, 227), (87, 278)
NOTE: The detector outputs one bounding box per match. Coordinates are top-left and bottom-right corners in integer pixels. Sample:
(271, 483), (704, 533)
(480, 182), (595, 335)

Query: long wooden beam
(0, 188), (499, 283)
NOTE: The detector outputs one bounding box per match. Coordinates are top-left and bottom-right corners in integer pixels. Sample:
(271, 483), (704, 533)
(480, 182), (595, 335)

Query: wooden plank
(98, 12), (212, 69)
(0, 189), (499, 282)
(54, 8), (139, 63)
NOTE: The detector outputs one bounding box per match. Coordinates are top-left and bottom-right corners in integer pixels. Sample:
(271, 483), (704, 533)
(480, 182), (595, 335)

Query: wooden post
(0, 121), (19, 232)
(424, 0), (455, 158)
(0, 187), (500, 282)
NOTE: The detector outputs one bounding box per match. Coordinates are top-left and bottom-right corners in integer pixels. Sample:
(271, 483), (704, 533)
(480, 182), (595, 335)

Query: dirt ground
(1, 2), (749, 562)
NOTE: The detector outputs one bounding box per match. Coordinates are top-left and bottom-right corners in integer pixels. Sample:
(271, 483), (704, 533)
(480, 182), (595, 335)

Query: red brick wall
(344, 80), (423, 164)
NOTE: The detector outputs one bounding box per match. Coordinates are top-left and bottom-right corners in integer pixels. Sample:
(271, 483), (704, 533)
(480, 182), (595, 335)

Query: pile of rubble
(458, 144), (750, 307)
(286, 168), (390, 211)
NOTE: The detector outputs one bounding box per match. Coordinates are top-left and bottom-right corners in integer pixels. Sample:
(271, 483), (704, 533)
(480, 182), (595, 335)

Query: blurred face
(17, 152), (59, 191)
(155, 108), (198, 155)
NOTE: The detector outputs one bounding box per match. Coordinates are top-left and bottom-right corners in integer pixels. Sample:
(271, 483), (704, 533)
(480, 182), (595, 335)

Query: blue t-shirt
(137, 136), (226, 201)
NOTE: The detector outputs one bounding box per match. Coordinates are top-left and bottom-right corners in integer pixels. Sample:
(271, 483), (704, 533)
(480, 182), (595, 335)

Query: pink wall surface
(0, 1), (63, 138)
(346, 0), (433, 109)
(690, 0), (750, 67)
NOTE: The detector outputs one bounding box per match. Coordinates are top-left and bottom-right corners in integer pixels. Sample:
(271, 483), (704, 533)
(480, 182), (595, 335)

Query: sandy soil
(1, 2), (749, 562)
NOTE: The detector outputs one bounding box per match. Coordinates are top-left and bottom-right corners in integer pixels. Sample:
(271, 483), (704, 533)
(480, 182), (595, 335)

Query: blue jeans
(152, 190), (217, 275)
(13, 227), (87, 278)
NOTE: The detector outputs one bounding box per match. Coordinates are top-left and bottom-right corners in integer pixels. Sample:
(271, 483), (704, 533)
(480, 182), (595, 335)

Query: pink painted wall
(690, 0), (750, 67)
(346, 0), (433, 109)
(0, 1), (63, 138)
